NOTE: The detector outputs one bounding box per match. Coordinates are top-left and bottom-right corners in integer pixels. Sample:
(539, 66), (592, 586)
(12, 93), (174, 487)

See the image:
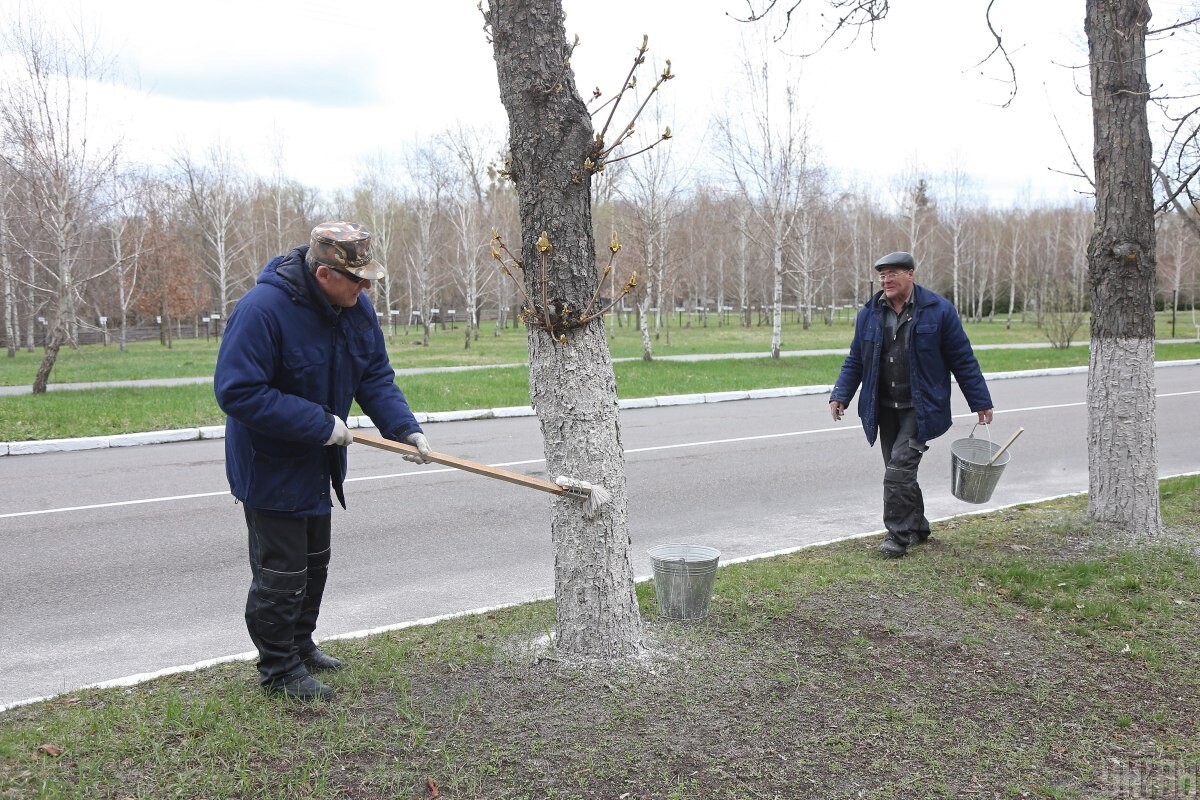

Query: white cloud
(4, 0), (1196, 206)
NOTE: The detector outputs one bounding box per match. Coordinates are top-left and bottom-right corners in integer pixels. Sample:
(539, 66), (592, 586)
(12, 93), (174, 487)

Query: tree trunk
(32, 324), (63, 394)
(640, 235), (654, 361)
(487, 0), (641, 657)
(1084, 0), (1162, 535)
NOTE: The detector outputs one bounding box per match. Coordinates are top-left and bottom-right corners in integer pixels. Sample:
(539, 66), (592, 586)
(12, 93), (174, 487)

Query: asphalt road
(2, 365), (1198, 709)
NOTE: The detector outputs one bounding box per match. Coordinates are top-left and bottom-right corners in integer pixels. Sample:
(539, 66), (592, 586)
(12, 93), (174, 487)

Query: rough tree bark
(485, 0), (641, 657)
(1084, 0), (1162, 535)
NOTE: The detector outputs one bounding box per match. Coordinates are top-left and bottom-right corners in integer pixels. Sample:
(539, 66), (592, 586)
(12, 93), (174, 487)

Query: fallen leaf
(426, 777), (440, 798)
(37, 744), (63, 758)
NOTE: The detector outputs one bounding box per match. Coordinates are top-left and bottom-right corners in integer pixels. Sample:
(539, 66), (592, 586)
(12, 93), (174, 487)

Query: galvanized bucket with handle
(647, 544), (721, 621)
(950, 423), (1014, 504)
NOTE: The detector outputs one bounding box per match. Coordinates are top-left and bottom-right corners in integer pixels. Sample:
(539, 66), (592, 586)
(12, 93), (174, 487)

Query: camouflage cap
(309, 221), (386, 280)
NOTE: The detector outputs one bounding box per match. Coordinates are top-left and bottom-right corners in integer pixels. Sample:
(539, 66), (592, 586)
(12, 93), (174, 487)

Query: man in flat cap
(829, 251), (994, 558)
(215, 221), (432, 699)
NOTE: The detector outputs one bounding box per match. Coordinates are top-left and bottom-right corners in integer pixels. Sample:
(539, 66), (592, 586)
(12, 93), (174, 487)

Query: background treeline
(1, 15), (1197, 365)
(3, 139), (1197, 356)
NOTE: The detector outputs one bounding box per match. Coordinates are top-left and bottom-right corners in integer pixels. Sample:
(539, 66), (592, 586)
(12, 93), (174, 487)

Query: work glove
(403, 432), (432, 464)
(325, 416), (352, 447)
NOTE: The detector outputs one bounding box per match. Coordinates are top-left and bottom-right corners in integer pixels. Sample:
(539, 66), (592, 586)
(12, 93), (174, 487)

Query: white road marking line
(3, 390), (1196, 519)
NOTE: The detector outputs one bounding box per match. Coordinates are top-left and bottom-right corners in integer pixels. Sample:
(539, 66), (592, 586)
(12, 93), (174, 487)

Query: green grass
(2, 342), (1198, 441)
(2, 477), (1197, 799)
(3, 310), (1196, 387)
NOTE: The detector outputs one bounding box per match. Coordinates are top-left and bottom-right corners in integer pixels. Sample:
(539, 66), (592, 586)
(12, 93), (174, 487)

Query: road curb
(3, 362), (1198, 458)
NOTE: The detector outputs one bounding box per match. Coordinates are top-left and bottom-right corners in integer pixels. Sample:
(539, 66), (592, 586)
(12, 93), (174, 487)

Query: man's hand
(403, 432), (432, 464)
(978, 408), (994, 425)
(325, 416), (352, 447)
(829, 401), (845, 422)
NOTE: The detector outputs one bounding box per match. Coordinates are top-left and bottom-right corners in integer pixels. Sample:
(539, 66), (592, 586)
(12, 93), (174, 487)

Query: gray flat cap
(873, 251), (915, 271)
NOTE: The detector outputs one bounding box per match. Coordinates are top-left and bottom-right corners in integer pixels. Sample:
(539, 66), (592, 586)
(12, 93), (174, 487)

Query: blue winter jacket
(830, 284), (992, 445)
(214, 246), (422, 516)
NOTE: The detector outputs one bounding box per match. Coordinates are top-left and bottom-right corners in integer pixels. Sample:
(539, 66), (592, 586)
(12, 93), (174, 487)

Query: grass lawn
(2, 476), (1197, 799)
(2, 342), (1199, 442)
(2, 311), (1195, 387)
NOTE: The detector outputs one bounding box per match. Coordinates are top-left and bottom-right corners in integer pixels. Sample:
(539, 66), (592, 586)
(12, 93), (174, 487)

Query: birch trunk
(1084, 0), (1162, 535)
(487, 0), (641, 657)
(639, 236), (654, 361)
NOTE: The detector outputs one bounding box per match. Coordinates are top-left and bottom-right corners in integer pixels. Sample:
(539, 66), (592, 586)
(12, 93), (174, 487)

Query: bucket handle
(968, 422), (992, 444)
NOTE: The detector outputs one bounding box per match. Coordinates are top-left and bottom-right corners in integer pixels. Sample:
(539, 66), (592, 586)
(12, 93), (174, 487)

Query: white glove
(325, 416), (352, 447)
(403, 432), (431, 464)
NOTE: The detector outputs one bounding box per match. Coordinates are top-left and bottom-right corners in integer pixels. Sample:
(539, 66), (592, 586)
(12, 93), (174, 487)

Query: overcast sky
(4, 0), (1199, 208)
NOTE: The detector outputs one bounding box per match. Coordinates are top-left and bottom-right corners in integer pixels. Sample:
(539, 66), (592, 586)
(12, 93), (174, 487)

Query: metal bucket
(647, 544), (721, 621)
(950, 425), (1010, 504)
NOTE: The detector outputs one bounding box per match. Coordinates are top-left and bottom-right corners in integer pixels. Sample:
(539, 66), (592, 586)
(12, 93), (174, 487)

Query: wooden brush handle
(351, 431), (568, 496)
(986, 427), (1024, 466)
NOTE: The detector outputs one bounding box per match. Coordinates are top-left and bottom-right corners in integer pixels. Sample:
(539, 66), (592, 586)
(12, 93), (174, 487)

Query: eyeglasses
(329, 267), (367, 284)
(878, 270), (909, 283)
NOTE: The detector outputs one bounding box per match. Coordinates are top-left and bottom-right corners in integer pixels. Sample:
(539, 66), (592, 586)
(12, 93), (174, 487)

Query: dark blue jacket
(830, 284), (992, 445)
(214, 246), (422, 516)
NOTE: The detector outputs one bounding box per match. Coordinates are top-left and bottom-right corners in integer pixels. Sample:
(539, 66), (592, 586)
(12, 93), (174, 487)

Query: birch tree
(1, 173), (16, 358)
(175, 144), (252, 318)
(100, 169), (157, 351)
(441, 126), (500, 347)
(352, 153), (404, 335)
(617, 96), (685, 360)
(401, 143), (451, 348)
(714, 47), (811, 358)
(483, 0), (649, 657)
(0, 13), (120, 392)
(942, 166), (975, 314)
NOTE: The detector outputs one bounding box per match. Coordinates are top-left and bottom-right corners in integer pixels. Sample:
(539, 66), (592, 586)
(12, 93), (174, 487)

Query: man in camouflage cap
(308, 221), (387, 281)
(216, 221), (432, 701)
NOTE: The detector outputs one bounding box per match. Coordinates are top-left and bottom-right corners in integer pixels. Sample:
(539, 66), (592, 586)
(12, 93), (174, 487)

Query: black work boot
(878, 535), (908, 559)
(301, 648), (344, 673)
(264, 673), (334, 701)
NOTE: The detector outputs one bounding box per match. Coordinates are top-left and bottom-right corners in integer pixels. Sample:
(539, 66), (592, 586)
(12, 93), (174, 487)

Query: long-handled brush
(351, 431), (612, 513)
(986, 427), (1024, 466)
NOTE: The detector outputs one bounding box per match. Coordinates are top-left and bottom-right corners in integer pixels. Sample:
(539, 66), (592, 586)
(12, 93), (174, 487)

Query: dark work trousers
(243, 506), (332, 684)
(877, 406), (931, 545)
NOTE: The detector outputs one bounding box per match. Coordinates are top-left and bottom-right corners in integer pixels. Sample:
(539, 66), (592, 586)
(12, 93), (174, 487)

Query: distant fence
(6, 321), (223, 349)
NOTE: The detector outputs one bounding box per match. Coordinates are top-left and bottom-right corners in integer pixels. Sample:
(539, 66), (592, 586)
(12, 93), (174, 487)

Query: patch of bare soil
(338, 580), (1197, 799)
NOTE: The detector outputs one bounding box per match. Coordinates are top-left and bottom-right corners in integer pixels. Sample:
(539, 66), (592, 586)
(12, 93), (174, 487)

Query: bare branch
(1149, 14), (1200, 36)
(970, 0), (1018, 109)
(1155, 163), (1200, 218)
(1048, 105), (1095, 192)
(730, 0), (890, 48)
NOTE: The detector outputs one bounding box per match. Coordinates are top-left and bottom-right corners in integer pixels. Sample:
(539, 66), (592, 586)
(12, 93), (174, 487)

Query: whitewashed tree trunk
(1084, 0), (1162, 535)
(486, 0), (641, 657)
